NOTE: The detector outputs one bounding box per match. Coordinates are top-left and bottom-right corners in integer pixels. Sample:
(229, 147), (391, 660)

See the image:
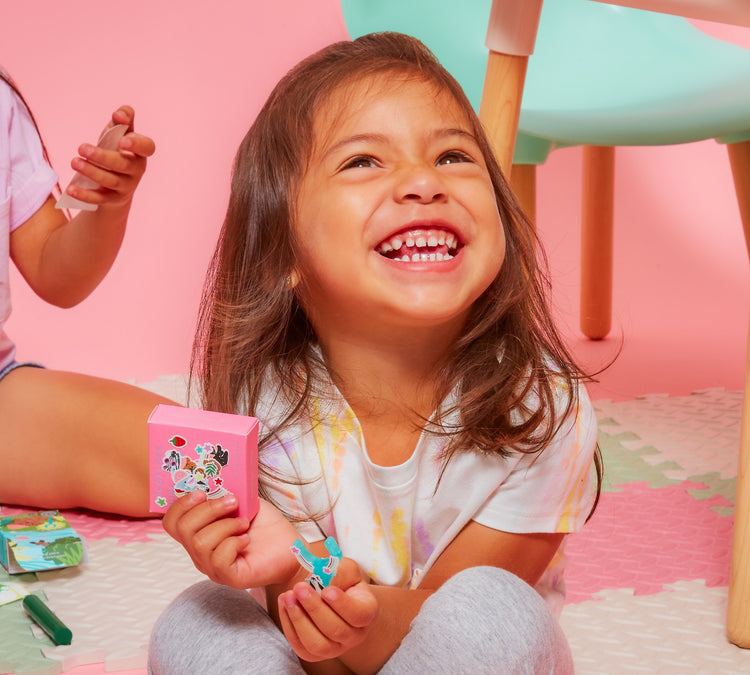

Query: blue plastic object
(341, 0), (750, 164)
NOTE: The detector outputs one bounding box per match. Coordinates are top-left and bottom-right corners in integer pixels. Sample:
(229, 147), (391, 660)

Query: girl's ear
(287, 268), (300, 290)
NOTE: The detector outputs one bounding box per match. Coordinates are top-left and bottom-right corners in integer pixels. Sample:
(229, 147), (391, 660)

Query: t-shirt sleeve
(473, 381), (599, 534)
(258, 426), (330, 543)
(2, 81), (58, 231)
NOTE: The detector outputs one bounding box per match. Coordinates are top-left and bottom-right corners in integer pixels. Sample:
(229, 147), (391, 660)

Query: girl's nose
(394, 164), (447, 204)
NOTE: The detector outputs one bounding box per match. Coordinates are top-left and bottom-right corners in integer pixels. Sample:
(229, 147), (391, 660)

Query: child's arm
(163, 488), (561, 672)
(9, 106), (154, 308)
(161, 491), (304, 589)
(162, 489), (378, 671)
(274, 521), (563, 674)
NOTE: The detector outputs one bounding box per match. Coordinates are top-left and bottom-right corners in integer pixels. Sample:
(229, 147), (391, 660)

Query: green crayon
(22, 594), (73, 645)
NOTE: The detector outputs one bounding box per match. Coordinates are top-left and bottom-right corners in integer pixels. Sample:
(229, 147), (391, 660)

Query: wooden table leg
(728, 314), (750, 647)
(727, 140), (750, 259)
(727, 139), (750, 648)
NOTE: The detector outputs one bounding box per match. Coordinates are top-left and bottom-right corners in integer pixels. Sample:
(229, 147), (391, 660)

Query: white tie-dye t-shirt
(255, 374), (598, 615)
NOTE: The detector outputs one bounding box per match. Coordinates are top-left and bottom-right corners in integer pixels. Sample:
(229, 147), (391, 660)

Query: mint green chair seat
(341, 0), (750, 338)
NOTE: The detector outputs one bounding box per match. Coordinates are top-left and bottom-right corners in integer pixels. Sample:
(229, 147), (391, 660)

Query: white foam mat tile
(561, 581), (750, 674)
(594, 390), (743, 481)
(23, 534), (204, 671)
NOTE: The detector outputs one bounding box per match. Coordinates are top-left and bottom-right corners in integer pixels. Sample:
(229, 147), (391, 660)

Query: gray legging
(148, 566), (574, 674)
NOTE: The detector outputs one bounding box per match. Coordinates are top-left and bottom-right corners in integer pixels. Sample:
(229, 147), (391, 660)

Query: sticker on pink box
(148, 404), (259, 520)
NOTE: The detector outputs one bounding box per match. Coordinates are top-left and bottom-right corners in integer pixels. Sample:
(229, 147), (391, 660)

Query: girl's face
(293, 75), (505, 344)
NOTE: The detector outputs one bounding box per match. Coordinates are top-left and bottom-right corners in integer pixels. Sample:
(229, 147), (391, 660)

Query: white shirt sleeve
(473, 382), (599, 534)
(1, 79), (58, 231)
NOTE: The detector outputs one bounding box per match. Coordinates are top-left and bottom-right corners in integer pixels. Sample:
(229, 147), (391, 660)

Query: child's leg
(381, 566), (574, 675)
(0, 366), (175, 517)
(148, 580), (305, 675)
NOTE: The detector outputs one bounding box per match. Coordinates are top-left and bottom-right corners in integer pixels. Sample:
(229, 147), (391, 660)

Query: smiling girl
(149, 32), (601, 674)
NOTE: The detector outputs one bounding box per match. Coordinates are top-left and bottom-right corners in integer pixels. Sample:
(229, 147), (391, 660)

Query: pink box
(148, 404), (259, 520)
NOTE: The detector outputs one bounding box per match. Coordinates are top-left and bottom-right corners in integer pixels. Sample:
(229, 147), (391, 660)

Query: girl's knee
(149, 581), (298, 675)
(391, 566), (573, 674)
(150, 582), (239, 669)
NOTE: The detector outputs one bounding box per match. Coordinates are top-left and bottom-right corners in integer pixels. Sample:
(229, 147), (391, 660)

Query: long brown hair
(193, 32), (601, 503)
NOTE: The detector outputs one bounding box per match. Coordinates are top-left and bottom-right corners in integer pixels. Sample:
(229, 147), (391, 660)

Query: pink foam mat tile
(565, 481), (734, 603)
(0, 506), (165, 545)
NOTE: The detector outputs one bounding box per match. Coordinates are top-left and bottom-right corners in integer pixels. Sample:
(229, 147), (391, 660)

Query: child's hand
(64, 105), (155, 208)
(162, 492), (300, 590)
(277, 557), (379, 662)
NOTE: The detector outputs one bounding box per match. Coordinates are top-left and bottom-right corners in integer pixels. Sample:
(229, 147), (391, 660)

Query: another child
(149, 33), (601, 673)
(0, 70), (174, 517)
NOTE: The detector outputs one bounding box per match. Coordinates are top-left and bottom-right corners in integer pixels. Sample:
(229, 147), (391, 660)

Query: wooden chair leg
(510, 163), (537, 226)
(726, 139), (750, 647)
(580, 145), (615, 340)
(479, 51), (529, 177)
(479, 0), (543, 177)
(727, 139), (750, 260)
(728, 315), (750, 647)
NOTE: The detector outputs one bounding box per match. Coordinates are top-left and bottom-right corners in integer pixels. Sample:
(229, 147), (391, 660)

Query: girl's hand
(65, 105), (155, 208)
(162, 492), (301, 589)
(277, 557), (379, 662)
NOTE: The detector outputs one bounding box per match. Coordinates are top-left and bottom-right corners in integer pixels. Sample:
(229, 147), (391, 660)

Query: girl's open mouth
(376, 227), (462, 262)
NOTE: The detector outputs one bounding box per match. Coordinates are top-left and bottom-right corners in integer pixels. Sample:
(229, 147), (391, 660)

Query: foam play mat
(1, 378), (749, 674)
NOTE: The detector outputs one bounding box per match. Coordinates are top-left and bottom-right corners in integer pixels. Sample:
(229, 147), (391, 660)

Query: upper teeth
(377, 229), (458, 255)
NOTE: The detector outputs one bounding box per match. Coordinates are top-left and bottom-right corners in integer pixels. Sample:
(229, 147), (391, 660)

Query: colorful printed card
(0, 511), (86, 574)
(148, 404), (260, 520)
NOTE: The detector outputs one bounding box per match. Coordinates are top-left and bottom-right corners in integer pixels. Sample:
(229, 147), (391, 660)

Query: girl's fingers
(321, 583), (378, 628)
(179, 494), (242, 540)
(66, 118), (154, 207)
(120, 132), (155, 158)
(189, 513), (247, 559)
(160, 492), (252, 585)
(278, 592), (334, 661)
(329, 557), (365, 592)
(278, 597), (305, 655)
(207, 532), (251, 585)
(70, 157), (128, 195)
(74, 132), (153, 175)
(185, 526), (247, 580)
(279, 582), (374, 661)
(111, 105), (135, 129)
(64, 184), (108, 206)
(162, 490), (207, 538)
(75, 144), (140, 176)
(294, 584), (354, 645)
(166, 493), (238, 543)
(174, 498), (249, 578)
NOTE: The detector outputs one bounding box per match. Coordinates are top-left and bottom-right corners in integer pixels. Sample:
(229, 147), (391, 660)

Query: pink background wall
(2, 2), (749, 396)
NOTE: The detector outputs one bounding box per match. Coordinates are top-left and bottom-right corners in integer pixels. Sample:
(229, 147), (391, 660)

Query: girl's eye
(437, 150), (472, 166)
(341, 155), (378, 170)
